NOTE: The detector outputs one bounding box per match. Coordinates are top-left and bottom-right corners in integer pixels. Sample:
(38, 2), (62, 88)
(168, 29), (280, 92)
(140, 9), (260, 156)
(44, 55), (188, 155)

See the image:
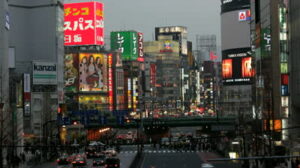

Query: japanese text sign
(64, 2), (104, 46)
(110, 31), (138, 61)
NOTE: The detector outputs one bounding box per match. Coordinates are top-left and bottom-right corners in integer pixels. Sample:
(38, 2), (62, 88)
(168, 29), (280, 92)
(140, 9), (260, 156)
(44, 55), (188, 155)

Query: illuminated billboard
(222, 59), (233, 79)
(127, 78), (132, 109)
(64, 53), (79, 92)
(137, 32), (144, 62)
(110, 31), (138, 61)
(108, 54), (113, 111)
(222, 48), (254, 84)
(79, 53), (107, 92)
(64, 2), (104, 46)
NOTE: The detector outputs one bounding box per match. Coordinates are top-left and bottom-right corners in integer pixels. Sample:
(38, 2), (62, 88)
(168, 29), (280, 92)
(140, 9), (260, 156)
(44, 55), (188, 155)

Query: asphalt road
(23, 146), (138, 168)
(141, 151), (241, 168)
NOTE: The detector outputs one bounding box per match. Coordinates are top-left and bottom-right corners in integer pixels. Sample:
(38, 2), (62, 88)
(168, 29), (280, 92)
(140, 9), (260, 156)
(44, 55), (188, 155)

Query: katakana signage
(110, 31), (138, 61)
(64, 2), (104, 46)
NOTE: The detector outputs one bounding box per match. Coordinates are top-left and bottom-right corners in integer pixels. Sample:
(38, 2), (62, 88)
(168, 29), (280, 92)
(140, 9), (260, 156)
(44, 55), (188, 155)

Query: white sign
(33, 62), (57, 85)
(24, 74), (31, 92)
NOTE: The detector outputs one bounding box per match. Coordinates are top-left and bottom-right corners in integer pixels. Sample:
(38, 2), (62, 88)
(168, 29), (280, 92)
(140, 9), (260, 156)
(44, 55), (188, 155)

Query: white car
(104, 148), (117, 156)
(201, 163), (214, 168)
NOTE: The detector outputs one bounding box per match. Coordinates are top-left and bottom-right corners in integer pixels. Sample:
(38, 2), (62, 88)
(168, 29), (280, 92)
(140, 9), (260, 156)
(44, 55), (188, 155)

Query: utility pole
(0, 103), (4, 168)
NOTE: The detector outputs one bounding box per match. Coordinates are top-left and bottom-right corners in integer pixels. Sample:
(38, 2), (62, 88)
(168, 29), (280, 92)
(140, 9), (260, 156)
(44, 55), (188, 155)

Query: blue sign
(281, 85), (288, 96)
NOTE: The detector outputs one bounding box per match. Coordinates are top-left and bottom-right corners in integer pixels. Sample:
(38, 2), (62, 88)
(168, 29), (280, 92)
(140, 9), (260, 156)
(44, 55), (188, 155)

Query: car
(57, 154), (69, 165)
(201, 163), (214, 168)
(93, 154), (106, 166)
(104, 157), (120, 168)
(104, 148), (117, 157)
(72, 156), (87, 167)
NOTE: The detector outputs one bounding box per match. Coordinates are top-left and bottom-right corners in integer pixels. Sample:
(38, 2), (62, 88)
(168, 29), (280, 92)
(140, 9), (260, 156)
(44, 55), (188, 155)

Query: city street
(141, 151), (241, 168)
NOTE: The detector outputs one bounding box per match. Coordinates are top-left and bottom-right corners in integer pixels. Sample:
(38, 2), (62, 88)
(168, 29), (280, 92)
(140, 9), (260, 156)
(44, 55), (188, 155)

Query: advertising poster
(222, 59), (233, 79)
(64, 2), (104, 46)
(241, 57), (255, 78)
(110, 31), (138, 61)
(64, 53), (79, 92)
(79, 53), (107, 92)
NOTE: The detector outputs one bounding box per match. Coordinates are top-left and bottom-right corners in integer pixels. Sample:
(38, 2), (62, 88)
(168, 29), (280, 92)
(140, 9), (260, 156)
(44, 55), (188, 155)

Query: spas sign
(64, 2), (104, 46)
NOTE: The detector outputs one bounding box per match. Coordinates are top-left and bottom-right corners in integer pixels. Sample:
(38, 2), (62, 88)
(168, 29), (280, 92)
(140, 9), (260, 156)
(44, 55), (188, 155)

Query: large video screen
(79, 53), (108, 92)
(222, 48), (254, 85)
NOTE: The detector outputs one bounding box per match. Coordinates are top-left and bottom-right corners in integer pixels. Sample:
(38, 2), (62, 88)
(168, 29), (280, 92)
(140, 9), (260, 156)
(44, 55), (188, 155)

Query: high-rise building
(0, 0), (10, 165)
(8, 0), (64, 155)
(289, 0), (300, 156)
(251, 0), (290, 156)
(220, 0), (253, 118)
(195, 35), (217, 63)
(144, 39), (181, 114)
(155, 26), (192, 111)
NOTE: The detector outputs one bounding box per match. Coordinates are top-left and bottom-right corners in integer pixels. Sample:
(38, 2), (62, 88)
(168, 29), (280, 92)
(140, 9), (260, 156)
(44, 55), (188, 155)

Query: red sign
(108, 54), (113, 111)
(64, 2), (104, 46)
(210, 51), (218, 61)
(150, 64), (156, 86)
(137, 32), (144, 62)
(281, 74), (289, 85)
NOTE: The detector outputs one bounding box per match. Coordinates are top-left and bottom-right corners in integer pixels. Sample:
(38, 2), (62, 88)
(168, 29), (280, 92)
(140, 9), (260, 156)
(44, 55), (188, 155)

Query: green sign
(111, 31), (138, 61)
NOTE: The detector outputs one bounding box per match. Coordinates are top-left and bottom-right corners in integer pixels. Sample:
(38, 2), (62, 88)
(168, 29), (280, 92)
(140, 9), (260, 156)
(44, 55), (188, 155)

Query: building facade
(251, 0), (290, 157)
(144, 39), (181, 115)
(289, 0), (300, 155)
(220, 0), (253, 118)
(7, 0), (64, 156)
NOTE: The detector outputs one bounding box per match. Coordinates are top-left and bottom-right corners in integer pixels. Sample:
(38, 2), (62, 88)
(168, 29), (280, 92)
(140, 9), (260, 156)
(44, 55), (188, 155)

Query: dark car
(57, 154), (69, 165)
(85, 147), (97, 158)
(72, 156), (87, 167)
(104, 157), (120, 168)
(93, 154), (106, 166)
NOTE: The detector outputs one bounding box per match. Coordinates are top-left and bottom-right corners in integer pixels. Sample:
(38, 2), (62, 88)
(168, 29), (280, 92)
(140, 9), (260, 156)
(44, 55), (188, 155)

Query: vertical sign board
(150, 64), (156, 86)
(108, 54), (113, 111)
(128, 79), (132, 109)
(64, 2), (104, 46)
(132, 78), (138, 111)
(110, 31), (138, 61)
(137, 32), (144, 62)
(23, 74), (31, 116)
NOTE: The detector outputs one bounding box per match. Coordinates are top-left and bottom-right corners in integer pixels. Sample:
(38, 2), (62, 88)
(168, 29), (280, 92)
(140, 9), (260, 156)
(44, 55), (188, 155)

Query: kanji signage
(64, 2), (104, 46)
